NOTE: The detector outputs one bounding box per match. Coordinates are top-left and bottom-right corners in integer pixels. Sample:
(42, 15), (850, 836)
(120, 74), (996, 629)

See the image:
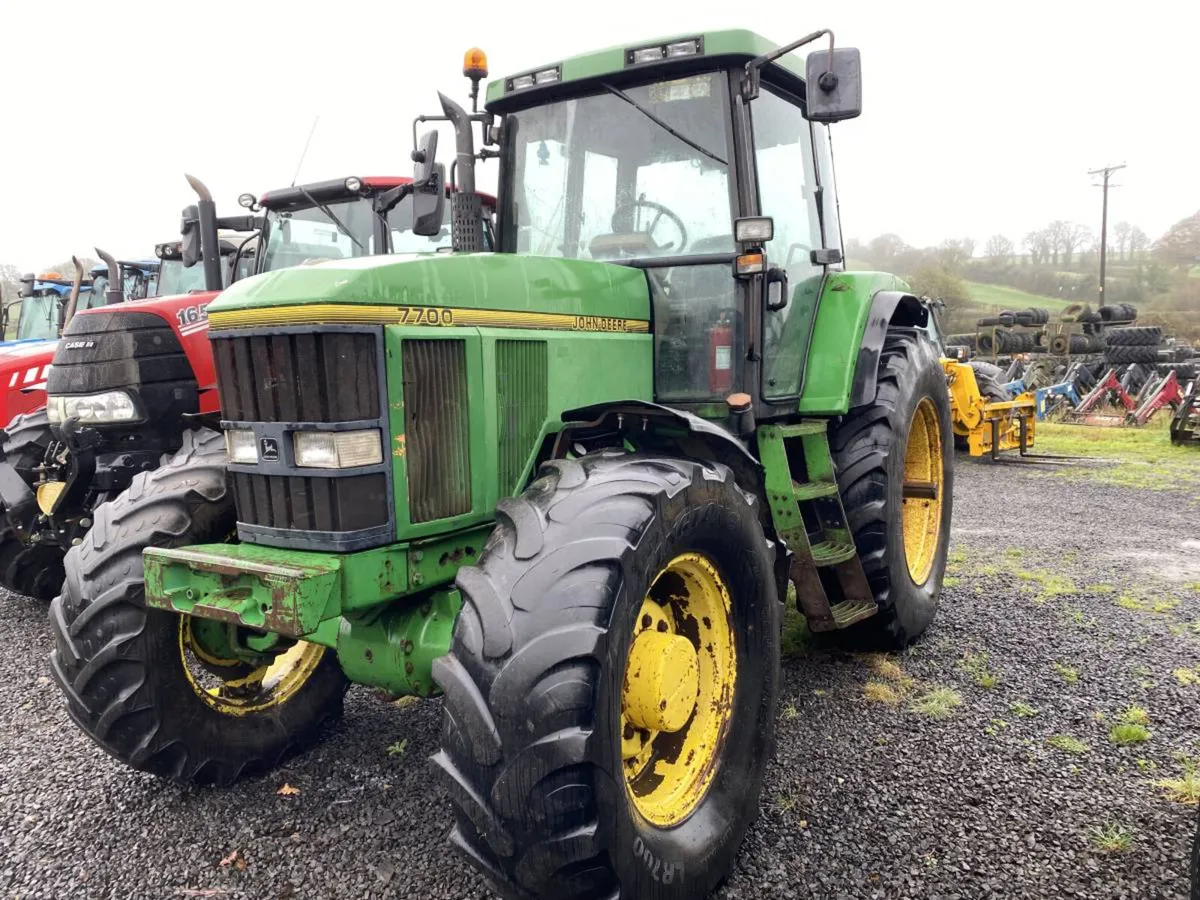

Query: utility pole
(1089, 163), (1126, 305)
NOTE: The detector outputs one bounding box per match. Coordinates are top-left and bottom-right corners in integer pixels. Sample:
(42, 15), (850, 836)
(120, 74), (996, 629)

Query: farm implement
(944, 359), (1037, 458)
(1171, 376), (1198, 446)
(48, 33), (955, 900)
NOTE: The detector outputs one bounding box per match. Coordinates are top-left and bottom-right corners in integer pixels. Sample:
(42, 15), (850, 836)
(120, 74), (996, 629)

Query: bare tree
(1061, 224), (1092, 267)
(937, 239), (973, 271)
(1152, 211), (1200, 268)
(1129, 226), (1150, 259)
(985, 234), (1014, 260)
(0, 263), (21, 302)
(1112, 221), (1132, 261)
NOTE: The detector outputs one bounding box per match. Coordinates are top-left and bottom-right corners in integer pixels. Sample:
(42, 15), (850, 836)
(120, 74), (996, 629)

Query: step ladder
(757, 421), (877, 632)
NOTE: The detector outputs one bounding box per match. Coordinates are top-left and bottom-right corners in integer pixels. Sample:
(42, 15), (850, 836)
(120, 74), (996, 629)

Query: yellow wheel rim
(621, 552), (736, 827)
(179, 617), (326, 716)
(902, 397), (944, 585)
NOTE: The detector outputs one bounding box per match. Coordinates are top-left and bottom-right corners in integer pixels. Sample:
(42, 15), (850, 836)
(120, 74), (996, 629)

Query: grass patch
(1053, 662), (1080, 685)
(1035, 421), (1200, 492)
(1154, 757), (1200, 804)
(1117, 593), (1180, 615)
(1174, 668), (1200, 686)
(781, 602), (812, 659)
(957, 650), (999, 688)
(1063, 606), (1097, 627)
(1087, 583), (1116, 594)
(863, 681), (903, 705)
(909, 687), (963, 719)
(387, 738), (409, 757)
(1110, 724), (1152, 745)
(782, 703), (798, 720)
(1010, 701), (1040, 717)
(1121, 706), (1151, 726)
(1048, 734), (1089, 754)
(966, 281), (1074, 310)
(1087, 823), (1134, 854)
(943, 576), (960, 588)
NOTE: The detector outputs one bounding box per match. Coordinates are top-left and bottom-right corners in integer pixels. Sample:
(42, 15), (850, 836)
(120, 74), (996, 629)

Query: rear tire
(49, 428), (347, 784)
(830, 330), (954, 649)
(1106, 345), (1160, 365)
(1105, 326), (1161, 347)
(436, 454), (780, 899)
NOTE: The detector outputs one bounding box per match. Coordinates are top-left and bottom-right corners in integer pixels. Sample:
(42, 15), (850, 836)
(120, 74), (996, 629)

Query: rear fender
(796, 272), (931, 415)
(848, 291), (930, 409)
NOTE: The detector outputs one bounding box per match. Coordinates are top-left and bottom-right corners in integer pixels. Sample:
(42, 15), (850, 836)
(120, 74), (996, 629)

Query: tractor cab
(249, 175), (496, 273)
(155, 231), (256, 295)
(4, 272), (92, 342)
(88, 259), (161, 305)
(455, 31), (862, 415)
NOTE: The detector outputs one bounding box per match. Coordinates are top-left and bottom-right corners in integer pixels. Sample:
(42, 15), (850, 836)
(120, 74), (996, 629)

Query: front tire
(0, 408), (58, 599)
(435, 454), (781, 899)
(49, 428), (348, 784)
(831, 329), (954, 649)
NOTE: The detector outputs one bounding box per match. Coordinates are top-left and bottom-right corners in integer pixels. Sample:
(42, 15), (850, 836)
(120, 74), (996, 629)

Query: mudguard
(556, 399), (762, 490)
(847, 290), (930, 409)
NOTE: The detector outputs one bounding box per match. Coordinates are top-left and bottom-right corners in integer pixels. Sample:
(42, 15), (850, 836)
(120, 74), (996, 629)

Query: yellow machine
(942, 360), (1037, 458)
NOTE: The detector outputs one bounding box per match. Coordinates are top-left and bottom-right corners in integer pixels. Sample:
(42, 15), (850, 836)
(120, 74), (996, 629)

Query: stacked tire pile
(1104, 325), (1162, 367)
(970, 307), (1053, 356)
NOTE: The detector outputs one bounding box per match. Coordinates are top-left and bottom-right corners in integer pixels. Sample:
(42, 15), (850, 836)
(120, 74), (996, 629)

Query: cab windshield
(157, 258), (210, 296)
(260, 198), (378, 271)
(501, 72), (733, 261)
(15, 293), (62, 340)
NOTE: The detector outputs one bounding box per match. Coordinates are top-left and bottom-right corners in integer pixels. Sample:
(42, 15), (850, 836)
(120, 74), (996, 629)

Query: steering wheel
(611, 199), (688, 254)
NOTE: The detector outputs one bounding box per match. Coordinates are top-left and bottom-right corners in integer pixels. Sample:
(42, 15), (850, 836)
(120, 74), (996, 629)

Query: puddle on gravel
(1111, 539), (1200, 584)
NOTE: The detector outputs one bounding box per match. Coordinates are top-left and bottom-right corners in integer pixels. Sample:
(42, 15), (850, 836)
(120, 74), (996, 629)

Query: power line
(1089, 163), (1126, 305)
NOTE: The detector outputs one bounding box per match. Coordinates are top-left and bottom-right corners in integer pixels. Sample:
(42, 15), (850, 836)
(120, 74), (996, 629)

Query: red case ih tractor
(0, 174), (492, 598)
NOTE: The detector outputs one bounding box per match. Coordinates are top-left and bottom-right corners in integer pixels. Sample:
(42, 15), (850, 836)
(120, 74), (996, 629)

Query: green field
(966, 282), (1075, 311)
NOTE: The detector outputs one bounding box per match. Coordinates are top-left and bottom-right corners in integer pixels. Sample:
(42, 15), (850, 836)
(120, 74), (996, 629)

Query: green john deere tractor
(50, 30), (953, 899)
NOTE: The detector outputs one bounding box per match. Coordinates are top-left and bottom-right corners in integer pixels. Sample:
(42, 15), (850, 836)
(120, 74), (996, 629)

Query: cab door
(747, 85), (841, 403)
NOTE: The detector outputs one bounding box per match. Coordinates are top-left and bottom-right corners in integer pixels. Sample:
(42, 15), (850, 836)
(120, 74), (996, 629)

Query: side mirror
(18, 274), (34, 299)
(181, 204), (201, 268)
(806, 47), (862, 122)
(413, 130), (439, 188)
(412, 163), (446, 237)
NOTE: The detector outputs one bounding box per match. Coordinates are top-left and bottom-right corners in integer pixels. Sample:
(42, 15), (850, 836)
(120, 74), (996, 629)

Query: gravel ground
(2, 454), (1198, 899)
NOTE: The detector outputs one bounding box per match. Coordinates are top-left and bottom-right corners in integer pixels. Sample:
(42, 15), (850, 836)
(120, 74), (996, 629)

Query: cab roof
(258, 176), (497, 209)
(486, 29), (806, 111)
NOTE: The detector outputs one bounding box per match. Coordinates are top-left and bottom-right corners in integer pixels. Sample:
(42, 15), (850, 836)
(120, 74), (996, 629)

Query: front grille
(213, 332), (379, 422)
(403, 339), (471, 522)
(496, 340), (547, 493)
(213, 327), (391, 551)
(229, 472), (388, 532)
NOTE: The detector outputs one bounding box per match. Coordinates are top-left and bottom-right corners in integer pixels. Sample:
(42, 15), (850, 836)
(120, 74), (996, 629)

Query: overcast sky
(3, 0), (1196, 269)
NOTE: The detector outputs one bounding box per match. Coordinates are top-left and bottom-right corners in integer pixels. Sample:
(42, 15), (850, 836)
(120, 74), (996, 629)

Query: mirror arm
(742, 29), (835, 100)
(374, 183), (414, 217)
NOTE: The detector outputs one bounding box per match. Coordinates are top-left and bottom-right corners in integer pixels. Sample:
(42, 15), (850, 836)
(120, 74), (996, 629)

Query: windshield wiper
(296, 187), (366, 251)
(600, 83), (727, 167)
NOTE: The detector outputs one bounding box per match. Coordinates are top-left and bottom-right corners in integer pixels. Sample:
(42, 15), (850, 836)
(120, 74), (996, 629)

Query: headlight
(294, 430), (383, 469)
(225, 429), (258, 464)
(46, 391), (140, 425)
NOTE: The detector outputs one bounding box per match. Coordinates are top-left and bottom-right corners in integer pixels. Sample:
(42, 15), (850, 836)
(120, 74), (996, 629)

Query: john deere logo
(260, 437), (279, 462)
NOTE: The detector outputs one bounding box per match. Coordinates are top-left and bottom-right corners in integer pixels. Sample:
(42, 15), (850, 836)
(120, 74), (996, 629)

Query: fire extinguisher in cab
(709, 312), (734, 393)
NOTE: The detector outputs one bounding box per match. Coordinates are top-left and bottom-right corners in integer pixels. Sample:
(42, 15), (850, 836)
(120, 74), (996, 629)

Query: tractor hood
(206, 253), (651, 331)
(0, 338), (58, 427)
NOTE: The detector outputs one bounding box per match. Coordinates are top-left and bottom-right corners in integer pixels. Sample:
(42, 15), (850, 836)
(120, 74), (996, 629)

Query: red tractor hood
(0, 339), (59, 428)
